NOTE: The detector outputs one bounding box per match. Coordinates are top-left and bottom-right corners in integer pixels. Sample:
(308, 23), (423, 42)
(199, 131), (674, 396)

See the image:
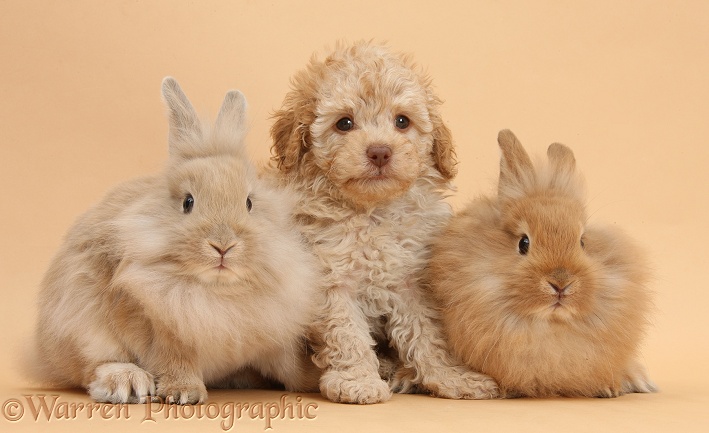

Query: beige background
(1, 0), (707, 431)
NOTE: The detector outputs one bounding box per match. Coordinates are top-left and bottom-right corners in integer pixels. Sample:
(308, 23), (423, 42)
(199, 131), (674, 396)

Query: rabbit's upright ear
(497, 129), (534, 199)
(215, 89), (248, 149)
(162, 77), (201, 157)
(547, 142), (576, 175)
(547, 142), (584, 199)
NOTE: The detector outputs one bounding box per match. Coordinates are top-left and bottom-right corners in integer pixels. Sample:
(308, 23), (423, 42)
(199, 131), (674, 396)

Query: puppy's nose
(366, 146), (392, 168)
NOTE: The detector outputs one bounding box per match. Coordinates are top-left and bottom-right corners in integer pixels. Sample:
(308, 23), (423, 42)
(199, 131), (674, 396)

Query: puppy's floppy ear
(419, 70), (457, 180)
(430, 107), (457, 180)
(270, 76), (316, 172)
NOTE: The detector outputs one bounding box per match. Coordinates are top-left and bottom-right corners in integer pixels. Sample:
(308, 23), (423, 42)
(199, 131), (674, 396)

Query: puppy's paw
(157, 376), (207, 405)
(424, 366), (499, 400)
(320, 370), (392, 404)
(88, 362), (155, 404)
(389, 367), (426, 394)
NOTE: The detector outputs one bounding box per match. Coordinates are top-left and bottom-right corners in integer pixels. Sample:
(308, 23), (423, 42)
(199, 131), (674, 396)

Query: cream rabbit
(30, 77), (321, 404)
(429, 129), (656, 398)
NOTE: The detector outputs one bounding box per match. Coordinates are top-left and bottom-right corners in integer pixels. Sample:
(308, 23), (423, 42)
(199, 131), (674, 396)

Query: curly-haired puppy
(269, 41), (499, 404)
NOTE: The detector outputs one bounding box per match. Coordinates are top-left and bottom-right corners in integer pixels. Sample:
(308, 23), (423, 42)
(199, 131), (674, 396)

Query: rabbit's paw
(320, 370), (391, 404)
(595, 386), (623, 398)
(157, 375), (207, 404)
(597, 365), (657, 397)
(157, 376), (207, 405)
(423, 365), (499, 399)
(88, 362), (155, 404)
(622, 367), (657, 394)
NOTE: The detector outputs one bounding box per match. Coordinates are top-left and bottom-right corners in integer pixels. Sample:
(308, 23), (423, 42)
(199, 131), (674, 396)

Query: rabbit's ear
(215, 89), (248, 148)
(547, 142), (582, 196)
(497, 129), (534, 198)
(216, 90), (247, 127)
(547, 142), (576, 175)
(162, 77), (201, 156)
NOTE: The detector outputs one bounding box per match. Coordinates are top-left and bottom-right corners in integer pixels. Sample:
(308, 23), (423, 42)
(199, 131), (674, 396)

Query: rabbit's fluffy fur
(31, 78), (321, 404)
(268, 41), (499, 403)
(429, 130), (656, 398)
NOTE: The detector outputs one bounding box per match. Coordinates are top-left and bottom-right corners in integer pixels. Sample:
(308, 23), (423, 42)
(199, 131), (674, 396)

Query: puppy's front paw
(389, 367), (426, 394)
(157, 376), (207, 405)
(320, 370), (392, 404)
(424, 366), (499, 400)
(88, 362), (155, 404)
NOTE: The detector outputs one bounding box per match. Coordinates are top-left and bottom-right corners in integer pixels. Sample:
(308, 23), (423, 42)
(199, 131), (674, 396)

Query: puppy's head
(271, 41), (456, 208)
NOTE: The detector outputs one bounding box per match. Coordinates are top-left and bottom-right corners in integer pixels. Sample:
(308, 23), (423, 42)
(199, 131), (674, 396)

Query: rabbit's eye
(395, 115), (410, 130)
(335, 117), (354, 132)
(246, 196), (252, 212)
(183, 194), (194, 214)
(518, 235), (530, 255)
(580, 237), (585, 249)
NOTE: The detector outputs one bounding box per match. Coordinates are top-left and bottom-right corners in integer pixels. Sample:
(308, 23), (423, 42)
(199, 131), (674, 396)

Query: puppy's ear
(270, 109), (305, 171)
(270, 80), (315, 172)
(430, 108), (457, 180)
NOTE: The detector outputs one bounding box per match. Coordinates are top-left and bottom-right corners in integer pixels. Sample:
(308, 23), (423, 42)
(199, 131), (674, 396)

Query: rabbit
(428, 129), (656, 398)
(28, 77), (322, 404)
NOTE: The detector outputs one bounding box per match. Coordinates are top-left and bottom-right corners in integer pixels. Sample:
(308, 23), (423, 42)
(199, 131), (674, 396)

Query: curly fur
(29, 78), (321, 404)
(268, 41), (498, 404)
(429, 129), (656, 398)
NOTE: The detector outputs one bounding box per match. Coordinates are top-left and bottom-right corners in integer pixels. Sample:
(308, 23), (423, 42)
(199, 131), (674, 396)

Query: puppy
(269, 42), (499, 404)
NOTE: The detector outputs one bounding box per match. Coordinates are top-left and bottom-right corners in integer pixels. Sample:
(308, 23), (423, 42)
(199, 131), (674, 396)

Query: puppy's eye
(335, 117), (354, 132)
(246, 196), (252, 212)
(395, 115), (410, 130)
(183, 193), (194, 214)
(580, 237), (585, 249)
(518, 235), (530, 255)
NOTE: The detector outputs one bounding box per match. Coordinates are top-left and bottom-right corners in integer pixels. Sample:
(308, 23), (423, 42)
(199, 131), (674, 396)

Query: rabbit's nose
(548, 281), (572, 294)
(210, 243), (234, 257)
(366, 145), (392, 167)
